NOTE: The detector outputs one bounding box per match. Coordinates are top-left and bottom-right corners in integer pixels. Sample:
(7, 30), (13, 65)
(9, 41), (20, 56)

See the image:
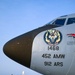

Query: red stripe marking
(67, 34), (75, 37)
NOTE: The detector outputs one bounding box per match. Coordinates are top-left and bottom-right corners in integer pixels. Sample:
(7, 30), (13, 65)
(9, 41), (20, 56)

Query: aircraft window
(67, 18), (75, 25)
(52, 19), (66, 26)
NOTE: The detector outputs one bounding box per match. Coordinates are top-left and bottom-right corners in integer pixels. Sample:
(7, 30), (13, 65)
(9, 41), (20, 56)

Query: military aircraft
(3, 13), (75, 75)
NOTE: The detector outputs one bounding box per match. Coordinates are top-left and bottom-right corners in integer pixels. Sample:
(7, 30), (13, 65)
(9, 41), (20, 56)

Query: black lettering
(48, 46), (59, 51)
(56, 46), (59, 50)
(42, 54), (51, 58)
(52, 46), (55, 50)
(48, 46), (52, 50)
(44, 61), (52, 66)
(54, 62), (63, 67)
(53, 54), (65, 59)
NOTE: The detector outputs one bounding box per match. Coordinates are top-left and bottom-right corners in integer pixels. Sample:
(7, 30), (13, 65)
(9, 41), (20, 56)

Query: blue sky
(0, 0), (75, 75)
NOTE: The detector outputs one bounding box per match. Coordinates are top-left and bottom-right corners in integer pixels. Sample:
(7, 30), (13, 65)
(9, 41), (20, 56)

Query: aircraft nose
(3, 33), (33, 68)
(3, 25), (57, 68)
